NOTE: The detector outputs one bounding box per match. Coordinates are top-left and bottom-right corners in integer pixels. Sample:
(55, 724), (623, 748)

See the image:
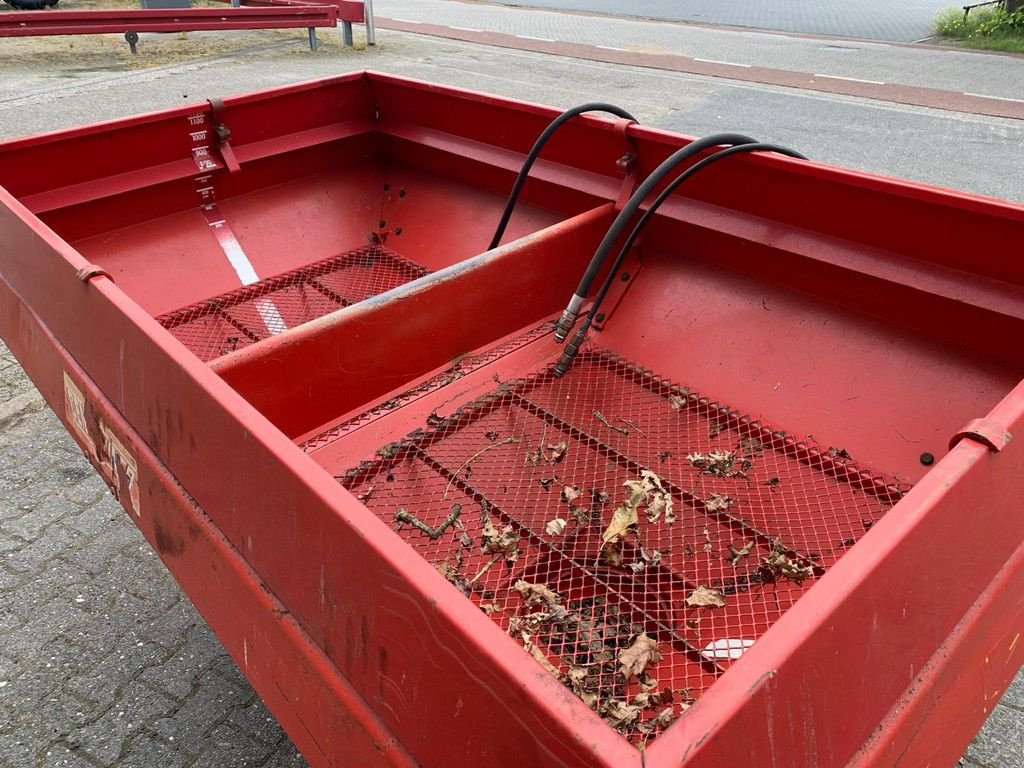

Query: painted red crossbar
(0, 6), (339, 37)
(212, 0), (364, 23)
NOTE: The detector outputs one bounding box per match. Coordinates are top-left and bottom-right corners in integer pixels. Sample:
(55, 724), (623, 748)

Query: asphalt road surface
(483, 0), (952, 42)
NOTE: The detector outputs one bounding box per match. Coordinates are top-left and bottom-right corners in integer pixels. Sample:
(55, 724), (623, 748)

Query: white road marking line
(596, 45), (627, 51)
(694, 58), (752, 68)
(391, 18), (422, 24)
(516, 34), (555, 42)
(449, 25), (482, 32)
(964, 92), (1024, 103)
(813, 74), (886, 85)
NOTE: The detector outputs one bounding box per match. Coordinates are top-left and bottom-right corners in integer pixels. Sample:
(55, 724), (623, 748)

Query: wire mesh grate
(156, 245), (429, 362)
(339, 347), (910, 747)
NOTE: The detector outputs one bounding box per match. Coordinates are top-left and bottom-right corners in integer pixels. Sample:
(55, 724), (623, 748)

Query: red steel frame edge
(0, 71), (1022, 767)
(0, 179), (639, 767)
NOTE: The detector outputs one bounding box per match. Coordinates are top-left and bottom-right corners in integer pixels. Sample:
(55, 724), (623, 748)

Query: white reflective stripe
(701, 638), (755, 660)
(256, 299), (288, 336)
(216, 228), (260, 286)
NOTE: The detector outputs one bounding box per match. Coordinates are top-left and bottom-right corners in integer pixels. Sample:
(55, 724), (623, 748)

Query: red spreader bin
(1, 72), (1022, 768)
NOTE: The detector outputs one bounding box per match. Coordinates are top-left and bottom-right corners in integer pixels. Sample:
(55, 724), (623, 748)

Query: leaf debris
(481, 512), (520, 564)
(686, 450), (749, 478)
(704, 493), (734, 513)
(728, 540), (756, 566)
(686, 585), (726, 608)
(514, 579), (561, 608)
(740, 437), (765, 456)
(594, 410), (629, 435)
(668, 393), (689, 410)
(618, 633), (662, 681)
(627, 548), (663, 574)
(526, 441), (569, 465)
(545, 517), (568, 537)
(761, 539), (815, 583)
(561, 484), (583, 505)
(605, 470), (675, 543)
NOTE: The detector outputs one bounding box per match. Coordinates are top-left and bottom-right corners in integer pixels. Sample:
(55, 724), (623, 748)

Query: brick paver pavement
(0, 344), (308, 767)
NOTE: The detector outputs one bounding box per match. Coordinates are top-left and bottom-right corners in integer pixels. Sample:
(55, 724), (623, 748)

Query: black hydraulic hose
(554, 142), (808, 377)
(553, 132), (759, 342)
(488, 103), (638, 251)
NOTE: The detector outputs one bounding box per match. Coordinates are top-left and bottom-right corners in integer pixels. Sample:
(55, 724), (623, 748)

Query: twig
(594, 410), (629, 435)
(617, 416), (646, 436)
(395, 504), (462, 540)
(443, 436), (519, 498)
(468, 553), (503, 586)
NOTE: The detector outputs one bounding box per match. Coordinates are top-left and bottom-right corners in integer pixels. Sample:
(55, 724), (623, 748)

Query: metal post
(364, 0), (375, 45)
(308, 26), (318, 51)
(230, 0), (240, 6)
(341, 19), (353, 46)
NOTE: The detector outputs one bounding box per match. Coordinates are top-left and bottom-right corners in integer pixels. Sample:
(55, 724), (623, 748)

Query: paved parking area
(0, 346), (306, 768)
(482, 0), (952, 42)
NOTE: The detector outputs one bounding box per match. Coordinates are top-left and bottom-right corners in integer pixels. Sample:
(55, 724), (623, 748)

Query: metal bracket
(76, 264), (112, 283)
(950, 418), (1012, 453)
(613, 119), (640, 212)
(591, 246), (643, 331)
(207, 98), (241, 174)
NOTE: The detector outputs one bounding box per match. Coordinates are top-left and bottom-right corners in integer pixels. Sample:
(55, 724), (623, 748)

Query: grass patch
(933, 5), (1024, 51)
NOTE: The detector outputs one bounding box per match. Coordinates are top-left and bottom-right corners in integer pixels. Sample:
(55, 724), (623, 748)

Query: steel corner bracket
(949, 418), (1013, 453)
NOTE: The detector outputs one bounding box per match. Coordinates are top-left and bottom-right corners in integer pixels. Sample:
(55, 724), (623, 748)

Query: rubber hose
(554, 132), (758, 341)
(489, 103), (638, 251)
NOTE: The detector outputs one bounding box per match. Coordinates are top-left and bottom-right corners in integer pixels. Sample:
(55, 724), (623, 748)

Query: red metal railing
(0, 3), (370, 51)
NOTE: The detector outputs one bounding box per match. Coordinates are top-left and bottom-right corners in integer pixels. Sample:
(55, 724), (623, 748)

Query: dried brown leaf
(602, 699), (642, 728)
(704, 493), (734, 513)
(728, 540), (756, 566)
(686, 450), (745, 478)
(686, 585), (726, 608)
(514, 579), (561, 607)
(481, 515), (520, 563)
(762, 539), (815, 583)
(618, 633), (662, 680)
(561, 484), (583, 505)
(546, 442), (569, 464)
(668, 394), (688, 410)
(545, 517), (568, 537)
(602, 541), (625, 567)
(601, 502), (638, 547)
(434, 562), (470, 596)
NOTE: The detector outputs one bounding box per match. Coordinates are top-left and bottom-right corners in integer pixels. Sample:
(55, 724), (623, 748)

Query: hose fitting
(553, 294), (586, 342)
(553, 316), (592, 377)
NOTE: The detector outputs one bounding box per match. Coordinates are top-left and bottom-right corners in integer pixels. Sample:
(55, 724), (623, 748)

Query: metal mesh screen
(339, 347), (909, 747)
(156, 246), (429, 362)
